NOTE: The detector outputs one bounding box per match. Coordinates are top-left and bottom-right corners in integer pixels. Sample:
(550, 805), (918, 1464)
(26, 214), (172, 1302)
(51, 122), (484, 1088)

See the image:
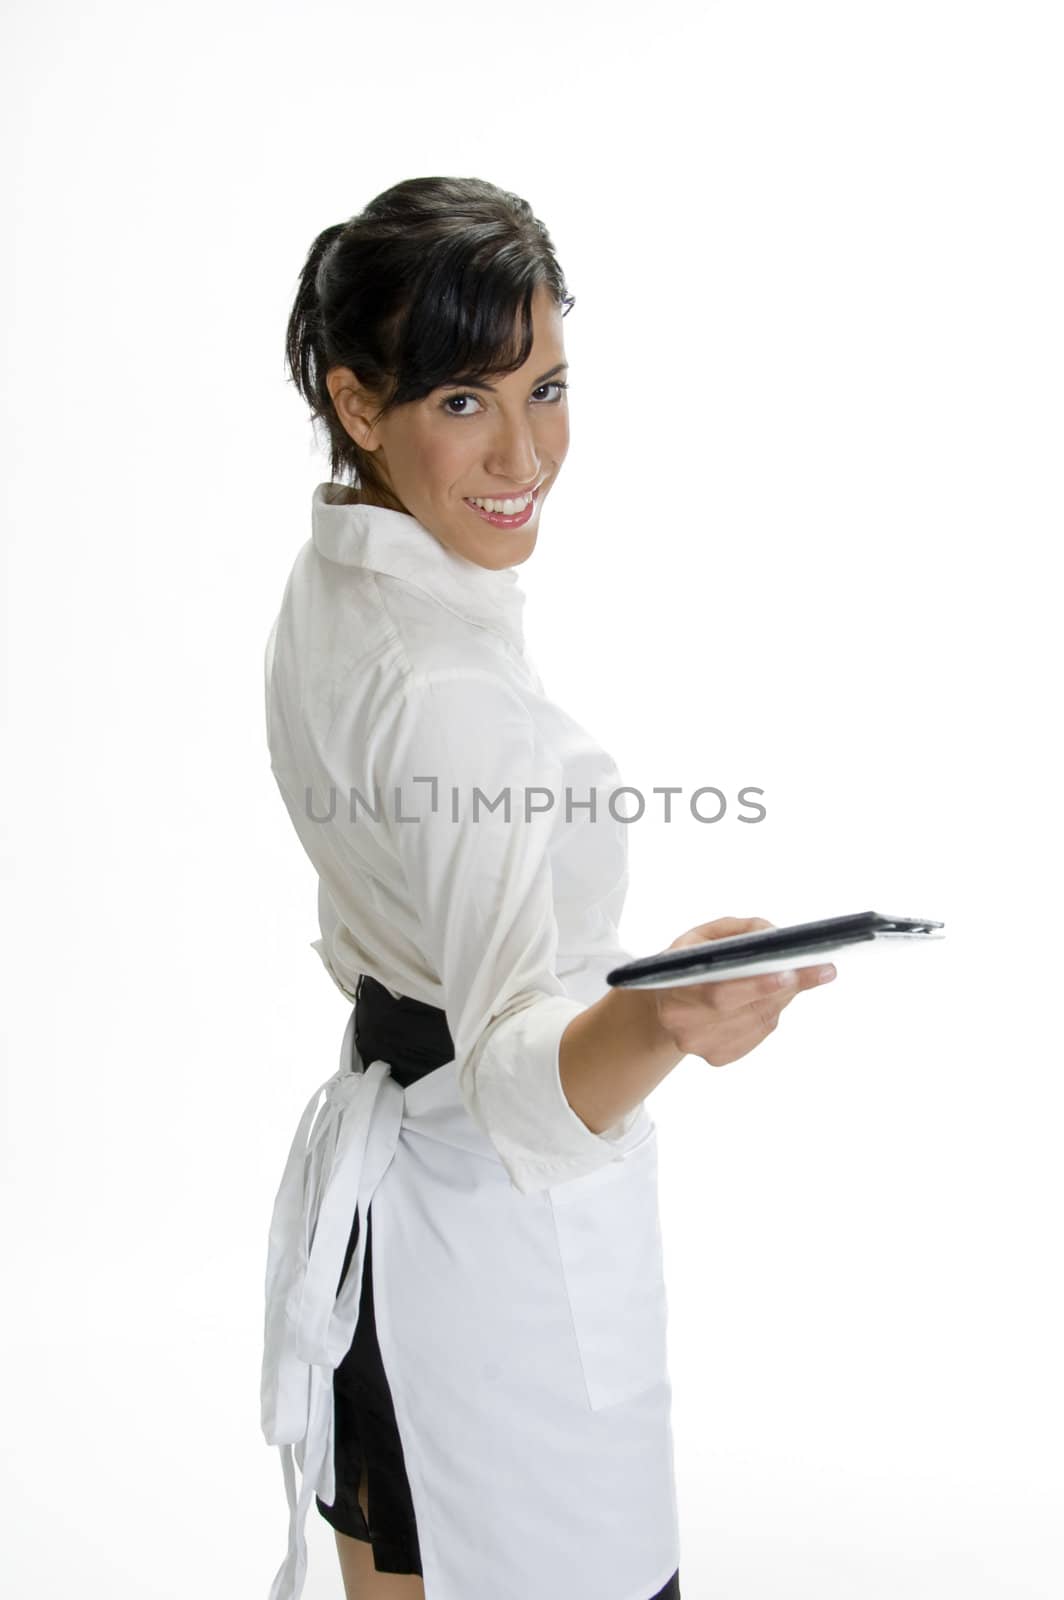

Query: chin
(487, 523), (539, 566)
(443, 504), (541, 569)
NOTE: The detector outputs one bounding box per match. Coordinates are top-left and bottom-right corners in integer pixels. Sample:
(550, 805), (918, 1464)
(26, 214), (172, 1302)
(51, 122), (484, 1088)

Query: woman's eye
(532, 380), (569, 402)
(441, 392), (484, 417)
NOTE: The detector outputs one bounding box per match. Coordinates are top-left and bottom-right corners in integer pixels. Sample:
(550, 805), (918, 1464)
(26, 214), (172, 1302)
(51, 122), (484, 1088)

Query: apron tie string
(260, 1005), (406, 1600)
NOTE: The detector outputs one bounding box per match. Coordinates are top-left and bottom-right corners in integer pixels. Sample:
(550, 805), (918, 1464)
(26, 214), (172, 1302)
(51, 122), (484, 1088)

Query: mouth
(462, 480), (544, 531)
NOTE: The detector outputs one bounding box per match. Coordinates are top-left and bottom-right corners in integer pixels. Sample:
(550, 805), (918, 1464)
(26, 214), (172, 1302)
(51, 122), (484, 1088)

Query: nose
(484, 411), (541, 488)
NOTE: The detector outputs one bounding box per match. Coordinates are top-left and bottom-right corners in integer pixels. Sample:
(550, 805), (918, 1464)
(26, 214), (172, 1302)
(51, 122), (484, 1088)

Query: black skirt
(314, 974), (682, 1599)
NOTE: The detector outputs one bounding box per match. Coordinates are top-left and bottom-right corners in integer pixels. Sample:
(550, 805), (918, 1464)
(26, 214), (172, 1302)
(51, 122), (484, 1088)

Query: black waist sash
(354, 973), (454, 1087)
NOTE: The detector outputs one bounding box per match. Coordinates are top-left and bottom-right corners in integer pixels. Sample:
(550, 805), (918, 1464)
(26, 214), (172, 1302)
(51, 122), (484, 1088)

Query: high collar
(311, 482), (527, 652)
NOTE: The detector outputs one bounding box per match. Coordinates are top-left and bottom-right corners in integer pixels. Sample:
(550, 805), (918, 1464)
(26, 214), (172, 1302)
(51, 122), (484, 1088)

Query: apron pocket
(547, 1125), (670, 1411)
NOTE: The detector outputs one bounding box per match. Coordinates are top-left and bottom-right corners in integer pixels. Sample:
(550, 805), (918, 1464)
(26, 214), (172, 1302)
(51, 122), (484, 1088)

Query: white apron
(261, 1006), (681, 1600)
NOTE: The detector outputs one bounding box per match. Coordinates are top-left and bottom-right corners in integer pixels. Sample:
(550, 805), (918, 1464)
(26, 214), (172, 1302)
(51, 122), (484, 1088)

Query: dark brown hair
(284, 176), (576, 499)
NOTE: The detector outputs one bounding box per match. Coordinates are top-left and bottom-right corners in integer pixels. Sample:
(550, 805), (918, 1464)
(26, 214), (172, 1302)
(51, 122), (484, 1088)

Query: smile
(463, 482), (543, 529)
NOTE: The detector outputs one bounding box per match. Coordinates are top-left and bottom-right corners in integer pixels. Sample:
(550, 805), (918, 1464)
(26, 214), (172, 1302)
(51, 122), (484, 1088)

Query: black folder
(606, 910), (945, 990)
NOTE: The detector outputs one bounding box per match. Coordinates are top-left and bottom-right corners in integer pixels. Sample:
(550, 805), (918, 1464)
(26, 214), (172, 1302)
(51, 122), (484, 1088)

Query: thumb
(669, 916), (775, 950)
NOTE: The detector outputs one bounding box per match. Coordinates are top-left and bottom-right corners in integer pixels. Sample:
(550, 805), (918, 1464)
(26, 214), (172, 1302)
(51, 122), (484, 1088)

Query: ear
(326, 367), (385, 453)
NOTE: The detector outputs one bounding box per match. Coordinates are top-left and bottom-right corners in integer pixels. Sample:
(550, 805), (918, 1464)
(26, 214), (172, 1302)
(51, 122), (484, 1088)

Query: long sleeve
(370, 669), (636, 1195)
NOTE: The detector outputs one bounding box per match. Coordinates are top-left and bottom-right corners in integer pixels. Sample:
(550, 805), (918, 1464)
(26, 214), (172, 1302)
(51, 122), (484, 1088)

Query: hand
(654, 917), (836, 1068)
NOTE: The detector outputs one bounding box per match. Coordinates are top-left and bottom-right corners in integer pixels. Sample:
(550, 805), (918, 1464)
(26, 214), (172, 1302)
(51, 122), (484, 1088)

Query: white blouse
(265, 482), (643, 1195)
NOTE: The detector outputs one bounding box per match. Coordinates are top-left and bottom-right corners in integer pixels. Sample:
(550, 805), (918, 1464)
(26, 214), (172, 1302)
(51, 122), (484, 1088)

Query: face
(326, 281), (569, 570)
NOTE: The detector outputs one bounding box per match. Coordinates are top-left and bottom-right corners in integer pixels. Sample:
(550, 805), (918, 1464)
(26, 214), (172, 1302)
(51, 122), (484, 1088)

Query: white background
(2, 2), (1061, 1595)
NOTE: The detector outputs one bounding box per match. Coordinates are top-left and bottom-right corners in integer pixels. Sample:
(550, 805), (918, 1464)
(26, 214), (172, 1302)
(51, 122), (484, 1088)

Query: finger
(729, 960), (838, 1024)
(698, 959), (837, 1017)
(682, 964), (804, 1013)
(692, 1001), (785, 1064)
(688, 964), (838, 1066)
(741, 962), (838, 1007)
(700, 973), (823, 1058)
(797, 962), (836, 989)
(673, 916), (776, 949)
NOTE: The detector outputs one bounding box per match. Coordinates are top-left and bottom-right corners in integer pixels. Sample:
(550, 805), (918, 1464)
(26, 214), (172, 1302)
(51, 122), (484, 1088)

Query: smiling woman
(284, 177), (575, 571)
(261, 176), (684, 1600)
(323, 281), (568, 566)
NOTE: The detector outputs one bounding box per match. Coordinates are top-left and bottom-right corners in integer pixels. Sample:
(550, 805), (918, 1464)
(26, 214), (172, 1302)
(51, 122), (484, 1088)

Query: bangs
(385, 240), (552, 404)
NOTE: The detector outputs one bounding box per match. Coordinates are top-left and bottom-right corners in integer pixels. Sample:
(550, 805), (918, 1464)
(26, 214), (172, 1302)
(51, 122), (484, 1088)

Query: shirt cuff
(309, 937), (359, 1002)
(458, 992), (644, 1196)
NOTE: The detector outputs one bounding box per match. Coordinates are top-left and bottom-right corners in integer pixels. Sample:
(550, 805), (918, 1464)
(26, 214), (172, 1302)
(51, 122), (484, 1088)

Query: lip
(462, 485), (541, 530)
(463, 480), (544, 504)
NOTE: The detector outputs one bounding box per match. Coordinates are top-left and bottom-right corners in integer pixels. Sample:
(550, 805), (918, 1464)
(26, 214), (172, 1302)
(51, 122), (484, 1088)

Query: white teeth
(468, 491), (533, 515)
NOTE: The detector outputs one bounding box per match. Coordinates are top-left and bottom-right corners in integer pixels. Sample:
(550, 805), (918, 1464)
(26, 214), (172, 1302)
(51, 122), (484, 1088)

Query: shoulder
(372, 571), (521, 685)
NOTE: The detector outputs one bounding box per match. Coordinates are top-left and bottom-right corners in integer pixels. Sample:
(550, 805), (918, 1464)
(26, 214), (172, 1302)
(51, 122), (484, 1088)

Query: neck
(356, 478), (407, 515)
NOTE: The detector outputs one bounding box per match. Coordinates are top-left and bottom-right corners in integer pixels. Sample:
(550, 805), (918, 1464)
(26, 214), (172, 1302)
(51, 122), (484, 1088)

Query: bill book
(606, 911), (945, 989)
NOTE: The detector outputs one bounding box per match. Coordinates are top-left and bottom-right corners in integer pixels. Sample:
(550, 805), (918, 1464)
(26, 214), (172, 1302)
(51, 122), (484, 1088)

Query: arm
(372, 670), (645, 1195)
(561, 918), (841, 1133)
(558, 986), (686, 1136)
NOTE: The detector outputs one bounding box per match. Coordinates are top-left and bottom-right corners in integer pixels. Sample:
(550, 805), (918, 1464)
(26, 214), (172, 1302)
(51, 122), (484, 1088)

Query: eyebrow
(441, 362), (569, 393)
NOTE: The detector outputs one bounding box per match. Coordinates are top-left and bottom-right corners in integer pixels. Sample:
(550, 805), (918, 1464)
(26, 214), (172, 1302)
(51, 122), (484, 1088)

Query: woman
(260, 175), (835, 1600)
